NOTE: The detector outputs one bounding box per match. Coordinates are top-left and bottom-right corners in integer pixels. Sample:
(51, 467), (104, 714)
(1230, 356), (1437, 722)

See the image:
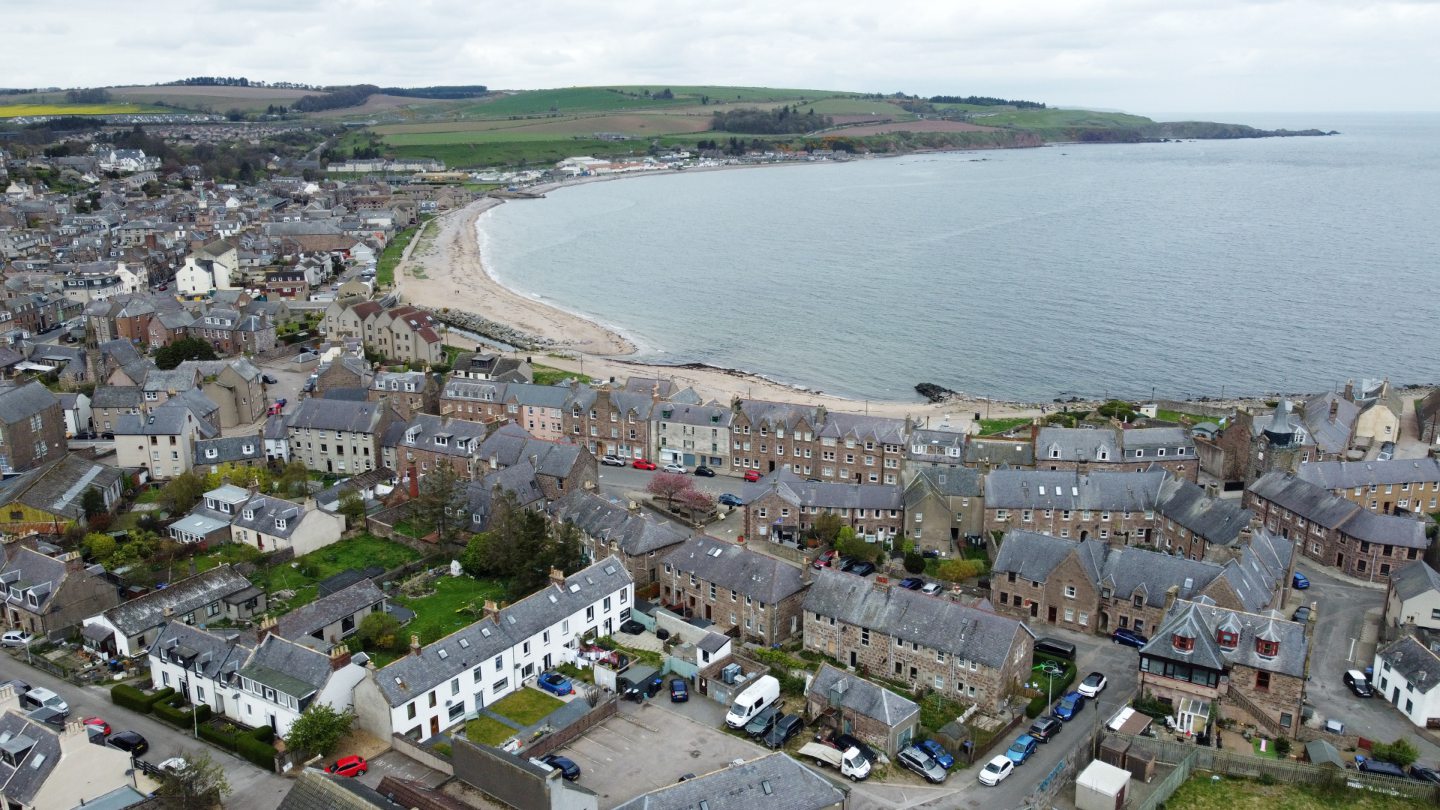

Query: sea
(475, 112), (1440, 403)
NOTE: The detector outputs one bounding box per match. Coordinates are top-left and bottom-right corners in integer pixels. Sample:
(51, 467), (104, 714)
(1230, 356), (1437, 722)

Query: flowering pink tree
(646, 473), (690, 504)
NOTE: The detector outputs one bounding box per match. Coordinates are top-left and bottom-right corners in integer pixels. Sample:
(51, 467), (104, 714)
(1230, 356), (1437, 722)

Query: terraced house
(803, 569), (1034, 710)
(286, 397), (397, 475)
(728, 400), (907, 484)
(1296, 457), (1440, 515)
(351, 557), (632, 741)
(652, 397), (730, 470)
(383, 413), (492, 479)
(0, 382), (66, 475)
(1036, 426), (1198, 481)
(1247, 471), (1430, 583)
(548, 489), (688, 586)
(660, 535), (808, 643)
(740, 469), (904, 545)
(566, 384), (656, 463)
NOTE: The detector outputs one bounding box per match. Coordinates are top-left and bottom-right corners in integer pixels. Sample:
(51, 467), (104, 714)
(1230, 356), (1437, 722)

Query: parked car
(811, 549), (836, 569)
(829, 733), (877, 764)
(623, 673), (664, 701)
(620, 619), (645, 635)
(897, 745), (947, 783)
(1005, 735), (1039, 766)
(693, 465), (716, 477)
(662, 463), (687, 474)
(261, 374), (278, 385)
(1112, 628), (1149, 648)
(82, 717), (112, 736)
(1078, 672), (1108, 698)
(158, 757), (188, 774)
(764, 714), (803, 749)
(540, 754), (581, 781)
(632, 459), (657, 471)
(326, 755), (368, 777)
(743, 470), (762, 482)
(1378, 441), (1395, 461)
(106, 731), (149, 757)
(920, 582), (944, 595)
(601, 454), (626, 467)
(1053, 692), (1085, 721)
(21, 687), (68, 716)
(267, 402), (284, 416)
(897, 577), (924, 591)
(743, 704), (781, 738)
(536, 671), (574, 697)
(669, 679), (689, 703)
(26, 707), (67, 730)
(1, 630), (33, 647)
(1409, 765), (1440, 784)
(1291, 605), (1312, 623)
(1344, 670), (1374, 697)
(978, 755), (1015, 786)
(100, 431), (115, 440)
(1293, 571), (1310, 590)
(847, 561), (876, 577)
(916, 739), (954, 769)
(0, 679), (29, 696)
(1028, 716), (1062, 742)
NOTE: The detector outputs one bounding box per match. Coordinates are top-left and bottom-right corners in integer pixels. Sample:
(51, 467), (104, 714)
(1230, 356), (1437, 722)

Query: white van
(21, 686), (68, 717)
(724, 675), (780, 728)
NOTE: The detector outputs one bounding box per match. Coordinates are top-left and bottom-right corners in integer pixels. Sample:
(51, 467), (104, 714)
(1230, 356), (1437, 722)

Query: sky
(7, 0), (1439, 114)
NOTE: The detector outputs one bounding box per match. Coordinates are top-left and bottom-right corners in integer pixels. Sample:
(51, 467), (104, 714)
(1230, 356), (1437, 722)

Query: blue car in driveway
(1112, 628), (1149, 648)
(1053, 692), (1085, 721)
(897, 577), (925, 590)
(916, 739), (954, 769)
(1293, 571), (1310, 590)
(669, 679), (689, 702)
(718, 493), (743, 507)
(537, 671), (574, 697)
(1004, 735), (1038, 766)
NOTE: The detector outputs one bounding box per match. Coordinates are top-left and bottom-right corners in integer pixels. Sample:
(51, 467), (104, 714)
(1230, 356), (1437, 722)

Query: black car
(1112, 628), (1148, 649)
(831, 733), (877, 764)
(107, 730), (149, 757)
(1290, 605), (1312, 623)
(744, 704), (781, 738)
(763, 714), (803, 749)
(1344, 670), (1374, 697)
(622, 674), (664, 701)
(262, 374), (278, 385)
(1409, 765), (1440, 784)
(1028, 716), (1062, 742)
(693, 466), (716, 477)
(619, 619), (645, 635)
(100, 432), (115, 440)
(540, 754), (581, 781)
(847, 561), (876, 577)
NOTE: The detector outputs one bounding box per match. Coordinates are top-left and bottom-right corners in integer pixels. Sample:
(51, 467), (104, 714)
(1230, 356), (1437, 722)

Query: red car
(632, 459), (657, 471)
(812, 550), (836, 570)
(326, 755), (368, 777)
(743, 470), (762, 482)
(82, 717), (112, 736)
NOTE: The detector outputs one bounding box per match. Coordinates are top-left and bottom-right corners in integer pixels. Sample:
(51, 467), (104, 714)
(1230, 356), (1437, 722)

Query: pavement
(0, 654), (293, 810)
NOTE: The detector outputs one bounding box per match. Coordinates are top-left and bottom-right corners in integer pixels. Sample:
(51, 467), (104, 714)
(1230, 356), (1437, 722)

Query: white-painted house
(1372, 636), (1440, 729)
(1385, 561), (1440, 633)
(352, 557), (633, 742)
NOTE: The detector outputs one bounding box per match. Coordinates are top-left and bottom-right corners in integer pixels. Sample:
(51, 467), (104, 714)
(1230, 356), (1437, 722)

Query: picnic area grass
(465, 717), (516, 746)
(490, 690), (565, 726)
(1156, 409), (1215, 424)
(393, 575), (507, 645)
(376, 223), (421, 287)
(254, 534), (421, 610)
(1165, 773), (1433, 809)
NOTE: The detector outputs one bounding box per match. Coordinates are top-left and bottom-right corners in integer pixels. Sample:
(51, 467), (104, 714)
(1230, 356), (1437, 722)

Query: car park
(1, 630), (33, 647)
(669, 679), (689, 703)
(920, 582), (944, 595)
(327, 755), (368, 777)
(897, 745), (947, 783)
(1029, 716), (1062, 742)
(1078, 672), (1107, 698)
(601, 454), (626, 467)
(1053, 692), (1085, 721)
(978, 755), (1015, 786)
(1004, 735), (1038, 765)
(1344, 670), (1374, 697)
(763, 714), (802, 749)
(662, 463), (687, 474)
(897, 577), (924, 590)
(106, 731), (149, 757)
(537, 671), (574, 696)
(540, 754), (581, 781)
(1112, 628), (1149, 648)
(633, 459), (657, 471)
(743, 704), (781, 738)
(718, 493), (743, 507)
(1293, 571), (1310, 590)
(743, 470), (762, 482)
(693, 465), (716, 477)
(916, 739), (954, 769)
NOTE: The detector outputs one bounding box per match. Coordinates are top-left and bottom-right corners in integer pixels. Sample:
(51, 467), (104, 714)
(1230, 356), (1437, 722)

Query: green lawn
(254, 534), (421, 610)
(490, 689), (564, 726)
(530, 362), (582, 386)
(1251, 737), (1281, 759)
(919, 693), (967, 733)
(376, 222), (425, 287)
(393, 575), (506, 646)
(465, 716), (516, 746)
(134, 488), (164, 504)
(1165, 773), (1433, 810)
(979, 416), (1032, 435)
(1156, 409), (1216, 425)
(189, 543), (263, 574)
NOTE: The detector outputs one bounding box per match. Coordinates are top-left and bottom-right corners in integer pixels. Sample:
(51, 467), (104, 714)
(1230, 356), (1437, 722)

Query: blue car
(669, 678), (689, 702)
(897, 577), (924, 590)
(916, 739), (954, 769)
(537, 671), (574, 697)
(1112, 628), (1149, 649)
(1293, 571), (1310, 590)
(1004, 735), (1039, 765)
(1053, 691), (1085, 721)
(718, 493), (743, 507)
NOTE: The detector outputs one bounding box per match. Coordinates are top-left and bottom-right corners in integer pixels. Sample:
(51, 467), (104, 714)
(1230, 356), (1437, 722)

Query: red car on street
(632, 459), (657, 471)
(326, 755), (368, 777)
(82, 717), (112, 736)
(743, 470), (762, 482)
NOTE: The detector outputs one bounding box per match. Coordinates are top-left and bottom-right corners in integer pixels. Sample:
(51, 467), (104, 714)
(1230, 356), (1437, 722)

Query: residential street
(0, 655), (292, 810)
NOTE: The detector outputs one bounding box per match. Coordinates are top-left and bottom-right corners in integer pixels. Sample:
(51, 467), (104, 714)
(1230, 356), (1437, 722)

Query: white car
(1, 630), (33, 648)
(158, 757), (188, 774)
(1078, 671), (1108, 698)
(919, 583), (943, 595)
(977, 755), (1014, 786)
(662, 463), (686, 474)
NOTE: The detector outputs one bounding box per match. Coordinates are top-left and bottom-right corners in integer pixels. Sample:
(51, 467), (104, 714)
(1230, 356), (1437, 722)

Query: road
(0, 655), (293, 810)
(595, 464), (746, 540)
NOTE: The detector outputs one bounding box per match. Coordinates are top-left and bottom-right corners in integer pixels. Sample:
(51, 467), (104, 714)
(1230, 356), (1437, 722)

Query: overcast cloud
(8, 0), (1439, 113)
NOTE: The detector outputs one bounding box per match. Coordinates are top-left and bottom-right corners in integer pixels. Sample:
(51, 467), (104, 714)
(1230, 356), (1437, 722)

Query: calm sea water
(477, 113), (1440, 402)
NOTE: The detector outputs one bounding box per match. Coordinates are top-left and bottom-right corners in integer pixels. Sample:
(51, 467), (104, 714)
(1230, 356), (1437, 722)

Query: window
(1064, 585), (1076, 599)
(1171, 633), (1194, 652)
(860, 628), (870, 646)
(1217, 630), (1238, 649)
(1256, 639), (1279, 657)
(1255, 671), (1271, 692)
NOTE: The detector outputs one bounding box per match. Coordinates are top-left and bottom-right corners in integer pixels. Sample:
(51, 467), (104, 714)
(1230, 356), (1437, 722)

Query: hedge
(152, 695), (212, 729)
(198, 723), (240, 751)
(111, 684), (175, 714)
(237, 731), (277, 771)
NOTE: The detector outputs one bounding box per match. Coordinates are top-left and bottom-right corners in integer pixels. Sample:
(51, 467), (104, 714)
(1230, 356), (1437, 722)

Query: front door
(1048, 606), (1058, 623)
(768, 460), (775, 472)
(849, 651), (857, 667)
(430, 716), (440, 737)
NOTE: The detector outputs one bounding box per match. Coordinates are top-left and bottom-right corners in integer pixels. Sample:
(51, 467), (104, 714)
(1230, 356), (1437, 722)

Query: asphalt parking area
(552, 700), (767, 808)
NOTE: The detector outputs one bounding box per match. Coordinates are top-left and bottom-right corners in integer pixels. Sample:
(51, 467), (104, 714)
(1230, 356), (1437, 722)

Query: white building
(230, 493), (346, 556)
(1385, 561), (1440, 633)
(175, 240), (239, 296)
(352, 557), (633, 742)
(1372, 636), (1440, 728)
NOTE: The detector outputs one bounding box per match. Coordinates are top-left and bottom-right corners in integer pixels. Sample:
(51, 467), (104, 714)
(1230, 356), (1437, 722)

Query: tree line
(381, 85), (488, 99)
(292, 84), (380, 112)
(66, 88), (112, 104)
(929, 95), (1046, 108)
(710, 105), (831, 134)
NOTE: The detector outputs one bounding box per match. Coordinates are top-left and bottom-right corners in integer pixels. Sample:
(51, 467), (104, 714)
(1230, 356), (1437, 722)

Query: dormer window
(434, 436), (448, 446)
(1097, 450), (1109, 461)
(206, 448), (218, 459)
(1171, 633), (1195, 653)
(242, 444), (254, 454)
(243, 509), (254, 520)
(1256, 639), (1279, 657)
(275, 518), (287, 530)
(1050, 448), (1060, 459)
(1216, 630), (1239, 649)
(1134, 449), (1144, 458)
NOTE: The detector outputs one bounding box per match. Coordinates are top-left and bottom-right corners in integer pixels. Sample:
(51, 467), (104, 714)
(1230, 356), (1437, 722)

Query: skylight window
(437, 649), (448, 659)
(459, 639), (470, 648)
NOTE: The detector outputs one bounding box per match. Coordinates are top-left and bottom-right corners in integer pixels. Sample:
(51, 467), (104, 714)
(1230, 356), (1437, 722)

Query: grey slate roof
(393, 413), (488, 458)
(966, 438), (1035, 467)
(1141, 598), (1308, 678)
(232, 494), (306, 540)
(743, 469), (902, 511)
(102, 564), (254, 636)
(1099, 546), (1225, 608)
(1302, 392), (1360, 455)
(1343, 508), (1430, 549)
(904, 466), (981, 500)
(1122, 427), (1195, 459)
(1376, 636), (1440, 694)
(1155, 477), (1252, 547)
(115, 398), (217, 438)
(808, 663), (919, 727)
(475, 422), (584, 479)
(548, 490), (688, 557)
(655, 400), (733, 428)
(374, 556), (632, 707)
(1219, 530), (1292, 612)
(985, 469), (1168, 511)
(1037, 427), (1120, 462)
(238, 634), (334, 700)
(1390, 561), (1440, 603)
(287, 397), (386, 434)
(0, 547), (69, 615)
(992, 531), (1098, 584)
(1251, 472), (1430, 548)
(194, 434), (265, 466)
(0, 711), (62, 806)
(10, 454), (123, 521)
(664, 535), (807, 605)
(804, 568), (1031, 668)
(274, 580), (385, 649)
(612, 752), (846, 810)
(1296, 458), (1440, 491)
(0, 381), (57, 426)
(151, 621), (253, 683)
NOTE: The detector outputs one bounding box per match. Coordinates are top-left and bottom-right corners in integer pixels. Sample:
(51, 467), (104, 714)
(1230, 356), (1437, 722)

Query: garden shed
(1075, 760), (1130, 810)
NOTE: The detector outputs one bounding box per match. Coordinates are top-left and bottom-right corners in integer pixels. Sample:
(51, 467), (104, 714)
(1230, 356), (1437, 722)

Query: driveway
(0, 657), (292, 810)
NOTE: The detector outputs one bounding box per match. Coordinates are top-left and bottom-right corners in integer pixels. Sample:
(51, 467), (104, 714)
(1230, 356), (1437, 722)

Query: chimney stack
(873, 575), (892, 592)
(409, 634), (422, 657)
(256, 615), (277, 642)
(1328, 398), (1339, 422)
(483, 600), (500, 622)
(328, 643), (352, 671)
(61, 551), (85, 573)
(1163, 584), (1180, 611)
(1343, 380), (1355, 402)
(549, 568), (566, 589)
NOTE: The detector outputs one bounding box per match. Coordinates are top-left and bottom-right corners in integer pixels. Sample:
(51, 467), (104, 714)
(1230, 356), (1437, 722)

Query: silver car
(897, 745), (947, 783)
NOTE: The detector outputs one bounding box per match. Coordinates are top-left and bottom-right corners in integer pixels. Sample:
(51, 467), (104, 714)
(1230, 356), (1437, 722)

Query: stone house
(384, 413), (492, 480)
(805, 662), (920, 758)
(964, 436), (1036, 471)
(803, 568), (1035, 711)
(906, 426), (967, 468)
(1139, 598), (1308, 737)
(728, 400), (907, 484)
(0, 544), (118, 639)
(1350, 380), (1403, 447)
(901, 465), (983, 553)
(741, 469), (904, 545)
(451, 351), (532, 383)
(502, 383), (572, 443)
(176, 358), (266, 428)
(315, 355), (374, 396)
(193, 433), (267, 472)
(1296, 458), (1440, 516)
(114, 398), (218, 479)
(272, 580), (386, 652)
(1383, 561), (1440, 633)
(81, 564), (264, 658)
(230, 493), (346, 556)
(471, 422), (597, 501)
(369, 370), (438, 420)
(0, 381), (67, 474)
(548, 489), (688, 587)
(438, 378), (508, 424)
(567, 385), (655, 463)
(186, 306), (275, 355)
(286, 397), (397, 475)
(1246, 471), (1430, 583)
(1036, 426), (1198, 482)
(660, 535), (808, 643)
(89, 385), (142, 434)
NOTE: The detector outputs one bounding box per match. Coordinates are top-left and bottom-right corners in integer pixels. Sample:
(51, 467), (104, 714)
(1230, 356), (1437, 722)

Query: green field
(1165, 773), (1433, 810)
(390, 138), (650, 168)
(0, 103), (165, 118)
(449, 85), (837, 118)
(961, 107), (1155, 129)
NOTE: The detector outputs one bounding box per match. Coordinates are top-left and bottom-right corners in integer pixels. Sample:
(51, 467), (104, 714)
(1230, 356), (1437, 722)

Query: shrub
(199, 722), (239, 751)
(903, 551), (925, 574)
(1371, 737), (1419, 767)
(1274, 736), (1292, 756)
(935, 558), (988, 582)
(237, 732), (277, 771)
(153, 695), (213, 729)
(111, 684), (175, 714)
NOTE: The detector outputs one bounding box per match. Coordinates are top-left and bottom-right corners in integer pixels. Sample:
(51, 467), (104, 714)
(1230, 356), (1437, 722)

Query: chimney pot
(329, 643), (352, 670)
(409, 634), (421, 656)
(549, 568), (566, 588)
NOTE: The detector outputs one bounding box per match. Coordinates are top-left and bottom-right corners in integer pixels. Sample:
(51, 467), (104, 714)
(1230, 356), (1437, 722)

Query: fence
(391, 733), (455, 776)
(1135, 748), (1198, 810)
(520, 695), (619, 759)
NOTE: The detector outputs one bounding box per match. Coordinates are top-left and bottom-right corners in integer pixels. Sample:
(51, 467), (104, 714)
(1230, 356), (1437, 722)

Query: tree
(284, 704), (354, 757)
(338, 490), (366, 527)
(935, 558), (988, 582)
(413, 462), (467, 545)
(677, 488), (715, 516)
(812, 513), (843, 545)
(155, 337), (218, 369)
(356, 612), (404, 654)
(80, 486), (107, 520)
(1372, 737), (1419, 767)
(154, 749), (231, 808)
(1097, 399), (1136, 421)
(645, 473), (690, 504)
(82, 532), (117, 566)
(834, 527), (871, 561)
(161, 471), (209, 513)
(276, 461), (311, 497)
(903, 551), (926, 574)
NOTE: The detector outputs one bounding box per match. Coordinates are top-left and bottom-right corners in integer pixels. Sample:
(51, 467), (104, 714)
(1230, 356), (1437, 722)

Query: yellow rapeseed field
(0, 103), (157, 118)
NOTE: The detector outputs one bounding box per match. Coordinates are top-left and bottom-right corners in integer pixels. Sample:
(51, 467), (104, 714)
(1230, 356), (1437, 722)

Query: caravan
(724, 675), (780, 728)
